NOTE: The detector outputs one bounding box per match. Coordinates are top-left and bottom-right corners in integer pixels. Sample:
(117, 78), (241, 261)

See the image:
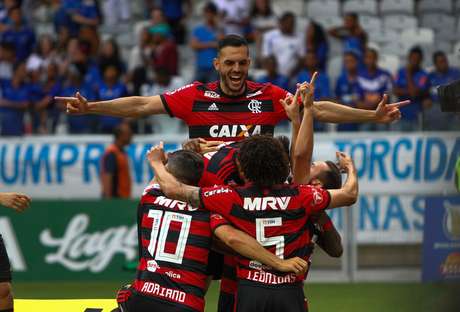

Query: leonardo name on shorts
(246, 271), (297, 284)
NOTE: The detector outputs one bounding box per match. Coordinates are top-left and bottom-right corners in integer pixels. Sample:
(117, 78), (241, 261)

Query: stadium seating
(400, 28), (435, 46)
(305, 0), (340, 18)
(315, 15), (342, 29)
(380, 0), (415, 15)
(359, 15), (382, 33)
(327, 55), (343, 86)
(418, 0), (453, 14)
(343, 0), (378, 16)
(373, 29), (401, 45)
(381, 41), (410, 57)
(457, 0), (460, 11)
(378, 53), (400, 75)
(383, 14), (417, 33)
(421, 13), (457, 41)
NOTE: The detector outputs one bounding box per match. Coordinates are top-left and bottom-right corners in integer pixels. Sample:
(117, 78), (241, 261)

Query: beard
(220, 71), (247, 95)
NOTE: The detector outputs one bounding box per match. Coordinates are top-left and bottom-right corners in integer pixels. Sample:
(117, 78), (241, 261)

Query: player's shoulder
(202, 184), (235, 198)
(140, 183), (164, 203)
(164, 81), (201, 96)
(246, 80), (288, 97)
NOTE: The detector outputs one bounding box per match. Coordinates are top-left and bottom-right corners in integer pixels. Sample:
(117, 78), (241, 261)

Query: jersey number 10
(147, 210), (192, 264)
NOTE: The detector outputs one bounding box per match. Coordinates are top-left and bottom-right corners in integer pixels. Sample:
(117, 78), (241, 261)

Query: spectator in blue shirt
(394, 46), (431, 131)
(60, 65), (97, 134)
(32, 62), (62, 134)
(426, 51), (460, 131)
(53, 0), (81, 36)
(190, 2), (219, 83)
(160, 0), (190, 44)
(97, 65), (128, 133)
(72, 40), (102, 94)
(329, 13), (367, 59)
(1, 6), (35, 61)
(357, 48), (393, 131)
(0, 62), (29, 136)
(335, 51), (362, 131)
(296, 50), (331, 131)
(306, 21), (329, 71)
(257, 55), (289, 90)
(296, 51), (331, 100)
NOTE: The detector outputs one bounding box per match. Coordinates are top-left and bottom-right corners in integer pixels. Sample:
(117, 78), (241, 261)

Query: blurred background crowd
(0, 0), (459, 136)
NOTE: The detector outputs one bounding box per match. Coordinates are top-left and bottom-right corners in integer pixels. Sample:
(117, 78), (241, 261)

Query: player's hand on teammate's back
(147, 141), (167, 165)
(375, 94), (411, 123)
(275, 256), (309, 276)
(182, 138), (224, 154)
(55, 92), (89, 115)
(0, 192), (31, 212)
(337, 152), (354, 173)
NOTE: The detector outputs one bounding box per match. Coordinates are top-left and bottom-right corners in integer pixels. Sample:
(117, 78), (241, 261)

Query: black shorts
(235, 280), (306, 312)
(0, 235), (12, 283)
(118, 289), (198, 312)
(217, 291), (235, 312)
(206, 250), (224, 280)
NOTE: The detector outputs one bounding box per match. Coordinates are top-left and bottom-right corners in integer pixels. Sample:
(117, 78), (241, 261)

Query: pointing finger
(387, 100), (411, 108)
(310, 71), (318, 85)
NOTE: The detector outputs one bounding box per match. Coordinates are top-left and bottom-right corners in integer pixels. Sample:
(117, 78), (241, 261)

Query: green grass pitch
(13, 281), (460, 312)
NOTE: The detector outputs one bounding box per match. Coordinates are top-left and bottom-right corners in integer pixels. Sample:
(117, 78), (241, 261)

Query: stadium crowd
(0, 0), (459, 136)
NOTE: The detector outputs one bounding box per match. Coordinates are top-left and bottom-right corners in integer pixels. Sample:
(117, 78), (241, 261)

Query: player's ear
(213, 57), (219, 71)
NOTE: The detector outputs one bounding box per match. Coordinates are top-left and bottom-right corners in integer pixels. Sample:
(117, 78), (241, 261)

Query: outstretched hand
(55, 92), (89, 115)
(147, 142), (167, 166)
(280, 88), (301, 123)
(375, 94), (411, 123)
(182, 138), (224, 154)
(336, 151), (354, 173)
(0, 192), (31, 212)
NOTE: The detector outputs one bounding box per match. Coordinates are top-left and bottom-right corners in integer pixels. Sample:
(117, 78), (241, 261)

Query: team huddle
(58, 34), (409, 312)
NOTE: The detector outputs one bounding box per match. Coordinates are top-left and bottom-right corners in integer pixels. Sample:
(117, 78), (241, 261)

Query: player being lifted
(0, 192), (31, 312)
(116, 150), (309, 312)
(146, 78), (359, 312)
(56, 35), (409, 142)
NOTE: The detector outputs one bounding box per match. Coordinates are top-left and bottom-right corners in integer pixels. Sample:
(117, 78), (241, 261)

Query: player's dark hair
(218, 35), (248, 53)
(433, 50), (446, 64)
(317, 161), (342, 189)
(167, 150), (204, 186)
(237, 135), (290, 188)
(275, 135), (291, 159)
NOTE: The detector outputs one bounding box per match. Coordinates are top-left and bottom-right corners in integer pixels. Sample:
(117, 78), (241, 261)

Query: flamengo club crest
(248, 100), (262, 113)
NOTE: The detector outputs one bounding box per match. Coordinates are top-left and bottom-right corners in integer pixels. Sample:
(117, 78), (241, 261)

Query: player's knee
(0, 282), (12, 300)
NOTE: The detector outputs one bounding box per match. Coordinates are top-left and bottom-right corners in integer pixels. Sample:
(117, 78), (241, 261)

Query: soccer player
(147, 135), (357, 312)
(0, 192), (31, 312)
(55, 35), (408, 142)
(116, 149), (308, 312)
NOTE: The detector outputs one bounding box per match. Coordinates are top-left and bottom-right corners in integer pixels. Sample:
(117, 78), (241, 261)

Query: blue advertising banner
(422, 196), (460, 282)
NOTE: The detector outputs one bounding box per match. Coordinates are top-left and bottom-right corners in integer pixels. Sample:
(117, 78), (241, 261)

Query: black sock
(0, 308), (13, 312)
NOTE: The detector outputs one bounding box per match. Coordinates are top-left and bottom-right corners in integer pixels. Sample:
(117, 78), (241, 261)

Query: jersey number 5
(256, 217), (285, 259)
(147, 210), (192, 264)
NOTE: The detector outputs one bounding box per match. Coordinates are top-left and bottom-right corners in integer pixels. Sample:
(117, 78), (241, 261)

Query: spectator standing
(98, 38), (126, 75)
(100, 122), (132, 199)
(0, 62), (29, 136)
(257, 55), (289, 90)
(329, 13), (367, 58)
(150, 24), (178, 76)
(190, 2), (220, 83)
(306, 21), (328, 71)
(97, 64), (129, 133)
(72, 40), (102, 94)
(1, 6), (35, 61)
(426, 51), (460, 131)
(393, 46), (431, 131)
(72, 0), (101, 55)
(128, 27), (152, 96)
(262, 12), (305, 77)
(158, 0), (190, 44)
(335, 51), (362, 131)
(213, 0), (251, 37)
(26, 34), (58, 74)
(250, 0), (277, 66)
(60, 65), (97, 134)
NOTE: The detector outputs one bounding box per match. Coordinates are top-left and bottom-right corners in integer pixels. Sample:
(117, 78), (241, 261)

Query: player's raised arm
(327, 152), (359, 209)
(313, 94), (410, 124)
(147, 142), (201, 207)
(292, 73), (316, 184)
(213, 222), (308, 275)
(54, 92), (166, 118)
(0, 192), (31, 212)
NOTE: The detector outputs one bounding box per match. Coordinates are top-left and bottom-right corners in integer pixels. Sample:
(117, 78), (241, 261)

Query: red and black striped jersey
(134, 184), (224, 311)
(200, 142), (242, 187)
(200, 183), (331, 286)
(160, 81), (290, 141)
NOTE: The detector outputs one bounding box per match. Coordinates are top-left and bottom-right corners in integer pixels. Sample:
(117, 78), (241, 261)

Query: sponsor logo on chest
(209, 124), (262, 138)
